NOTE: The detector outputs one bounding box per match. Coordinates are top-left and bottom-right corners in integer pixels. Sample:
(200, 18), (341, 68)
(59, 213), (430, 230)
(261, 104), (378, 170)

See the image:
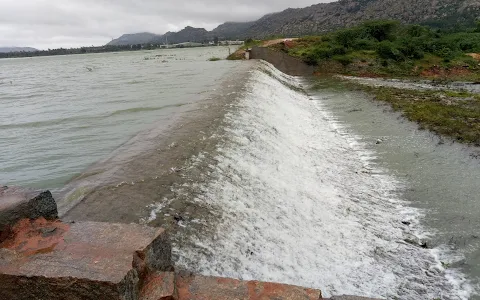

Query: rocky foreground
(0, 186), (378, 300)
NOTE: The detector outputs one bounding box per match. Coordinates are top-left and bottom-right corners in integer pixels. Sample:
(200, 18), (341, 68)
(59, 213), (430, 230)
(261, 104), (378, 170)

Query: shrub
(363, 20), (399, 42)
(352, 38), (377, 50)
(398, 38), (425, 59)
(333, 55), (354, 66)
(405, 24), (432, 38)
(335, 28), (365, 48)
(377, 41), (404, 61)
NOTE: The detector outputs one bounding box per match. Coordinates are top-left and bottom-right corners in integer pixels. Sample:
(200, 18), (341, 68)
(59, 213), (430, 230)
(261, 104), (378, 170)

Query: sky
(0, 0), (333, 50)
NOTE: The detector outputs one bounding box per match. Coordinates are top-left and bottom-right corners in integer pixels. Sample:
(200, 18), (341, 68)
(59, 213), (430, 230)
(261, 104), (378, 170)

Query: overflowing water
(1, 50), (479, 299)
(173, 62), (477, 299)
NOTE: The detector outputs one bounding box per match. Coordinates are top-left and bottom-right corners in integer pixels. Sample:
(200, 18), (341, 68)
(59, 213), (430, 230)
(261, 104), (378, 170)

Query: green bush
(335, 28), (365, 48)
(289, 19), (480, 71)
(363, 20), (399, 42)
(377, 41), (404, 61)
(398, 38), (425, 59)
(352, 38), (377, 50)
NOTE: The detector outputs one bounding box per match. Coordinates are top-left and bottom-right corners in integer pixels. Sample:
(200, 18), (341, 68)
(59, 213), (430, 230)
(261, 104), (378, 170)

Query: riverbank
(339, 79), (480, 146)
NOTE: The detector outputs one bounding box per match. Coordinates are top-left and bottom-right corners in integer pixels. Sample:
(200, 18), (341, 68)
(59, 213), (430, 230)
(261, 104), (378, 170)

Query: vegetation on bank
(273, 20), (480, 81)
(346, 83), (480, 145)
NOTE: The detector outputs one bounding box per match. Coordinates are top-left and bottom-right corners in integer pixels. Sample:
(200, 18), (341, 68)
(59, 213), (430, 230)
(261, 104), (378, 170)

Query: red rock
(140, 272), (176, 300)
(175, 272), (322, 300)
(0, 220), (171, 300)
(0, 187), (57, 243)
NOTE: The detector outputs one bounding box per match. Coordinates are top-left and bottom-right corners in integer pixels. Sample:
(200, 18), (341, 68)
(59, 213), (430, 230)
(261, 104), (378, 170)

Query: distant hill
(107, 32), (161, 46)
(0, 47), (38, 53)
(151, 26), (209, 44)
(241, 0), (480, 38)
(210, 22), (256, 40)
(107, 0), (480, 46)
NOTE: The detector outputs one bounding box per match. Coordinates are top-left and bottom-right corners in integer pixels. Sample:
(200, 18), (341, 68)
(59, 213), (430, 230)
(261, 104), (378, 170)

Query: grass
(353, 84), (480, 145)
(208, 57), (221, 61)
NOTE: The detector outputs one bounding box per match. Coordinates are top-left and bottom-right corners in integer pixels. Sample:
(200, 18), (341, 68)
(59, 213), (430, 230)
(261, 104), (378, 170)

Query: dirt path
(261, 38), (298, 47)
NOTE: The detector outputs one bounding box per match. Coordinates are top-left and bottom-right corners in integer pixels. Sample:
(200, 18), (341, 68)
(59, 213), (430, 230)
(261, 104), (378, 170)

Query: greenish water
(0, 47), (238, 189)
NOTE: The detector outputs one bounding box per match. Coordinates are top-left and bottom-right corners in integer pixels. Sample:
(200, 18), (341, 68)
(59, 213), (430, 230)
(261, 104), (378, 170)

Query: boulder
(0, 186), (57, 242)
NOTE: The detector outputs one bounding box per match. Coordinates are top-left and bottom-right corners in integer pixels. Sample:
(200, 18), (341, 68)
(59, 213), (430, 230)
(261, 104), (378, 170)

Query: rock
(375, 139), (383, 145)
(140, 272), (176, 300)
(401, 221), (411, 226)
(0, 187), (58, 242)
(0, 219), (172, 300)
(330, 296), (381, 300)
(175, 272), (322, 300)
(404, 234), (429, 249)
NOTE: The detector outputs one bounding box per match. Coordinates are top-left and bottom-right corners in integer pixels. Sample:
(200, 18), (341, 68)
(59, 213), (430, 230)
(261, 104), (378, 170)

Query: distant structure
(219, 40), (244, 46)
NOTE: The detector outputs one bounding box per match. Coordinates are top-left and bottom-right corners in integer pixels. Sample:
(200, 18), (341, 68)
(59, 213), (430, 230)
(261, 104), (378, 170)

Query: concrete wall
(249, 47), (315, 76)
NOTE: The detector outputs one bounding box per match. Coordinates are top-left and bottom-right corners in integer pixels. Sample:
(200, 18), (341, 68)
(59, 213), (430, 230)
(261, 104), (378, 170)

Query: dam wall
(249, 46), (315, 76)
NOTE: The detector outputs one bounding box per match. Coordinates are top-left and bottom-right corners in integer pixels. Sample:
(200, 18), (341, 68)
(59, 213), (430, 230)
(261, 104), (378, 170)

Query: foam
(175, 61), (473, 299)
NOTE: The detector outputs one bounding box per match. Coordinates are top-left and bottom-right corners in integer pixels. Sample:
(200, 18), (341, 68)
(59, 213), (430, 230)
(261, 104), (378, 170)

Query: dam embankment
(249, 46), (315, 76)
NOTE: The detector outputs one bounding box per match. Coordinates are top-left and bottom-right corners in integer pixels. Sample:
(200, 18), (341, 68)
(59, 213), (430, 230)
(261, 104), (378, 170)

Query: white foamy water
(176, 62), (473, 299)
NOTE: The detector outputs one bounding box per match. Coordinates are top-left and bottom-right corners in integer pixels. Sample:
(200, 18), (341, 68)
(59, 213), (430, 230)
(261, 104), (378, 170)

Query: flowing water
(1, 50), (479, 299)
(172, 62), (479, 299)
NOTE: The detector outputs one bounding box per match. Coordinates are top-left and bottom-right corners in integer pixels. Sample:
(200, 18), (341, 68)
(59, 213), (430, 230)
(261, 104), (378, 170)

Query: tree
(363, 20), (399, 42)
(335, 28), (363, 48)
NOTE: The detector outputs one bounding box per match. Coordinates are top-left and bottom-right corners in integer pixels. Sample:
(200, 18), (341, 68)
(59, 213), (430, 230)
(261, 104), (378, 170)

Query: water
(306, 77), (480, 298)
(0, 47), (237, 189)
(1, 51), (479, 299)
(169, 62), (478, 299)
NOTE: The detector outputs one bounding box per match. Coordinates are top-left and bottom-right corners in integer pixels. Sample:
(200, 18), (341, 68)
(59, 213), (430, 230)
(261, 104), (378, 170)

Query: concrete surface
(250, 47), (315, 76)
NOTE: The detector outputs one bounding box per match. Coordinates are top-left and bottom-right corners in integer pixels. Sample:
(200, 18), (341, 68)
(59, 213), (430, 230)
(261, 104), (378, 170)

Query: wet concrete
(250, 46), (315, 76)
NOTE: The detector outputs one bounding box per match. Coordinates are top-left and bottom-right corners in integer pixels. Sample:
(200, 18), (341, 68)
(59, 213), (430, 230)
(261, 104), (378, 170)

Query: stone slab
(329, 296), (382, 300)
(175, 272), (322, 300)
(140, 271), (176, 300)
(0, 218), (171, 300)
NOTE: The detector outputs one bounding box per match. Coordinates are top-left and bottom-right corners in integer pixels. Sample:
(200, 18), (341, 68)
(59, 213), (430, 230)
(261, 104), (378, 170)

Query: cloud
(0, 0), (333, 49)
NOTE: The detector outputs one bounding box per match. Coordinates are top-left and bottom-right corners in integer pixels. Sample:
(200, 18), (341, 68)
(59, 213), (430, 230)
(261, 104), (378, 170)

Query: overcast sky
(0, 0), (333, 50)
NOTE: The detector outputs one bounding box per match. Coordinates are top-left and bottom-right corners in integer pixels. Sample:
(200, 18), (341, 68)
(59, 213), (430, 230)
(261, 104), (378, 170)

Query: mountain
(0, 47), (37, 53)
(241, 0), (480, 38)
(107, 0), (480, 46)
(210, 21), (256, 39)
(152, 26), (209, 44)
(107, 32), (161, 46)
